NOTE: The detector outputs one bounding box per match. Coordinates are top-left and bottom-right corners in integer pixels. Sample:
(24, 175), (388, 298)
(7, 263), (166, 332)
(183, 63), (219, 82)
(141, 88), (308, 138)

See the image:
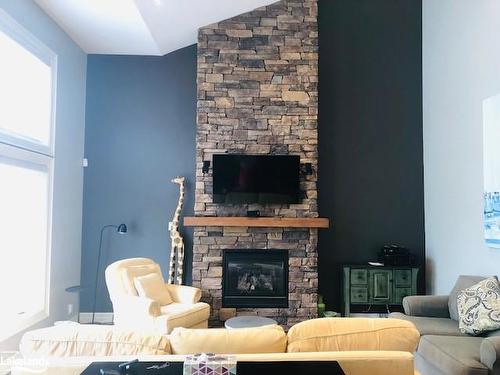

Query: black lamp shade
(117, 224), (127, 234)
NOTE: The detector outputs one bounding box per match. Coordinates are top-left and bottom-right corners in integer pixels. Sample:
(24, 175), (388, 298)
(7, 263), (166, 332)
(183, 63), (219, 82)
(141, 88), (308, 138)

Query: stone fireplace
(192, 0), (319, 328)
(222, 249), (289, 308)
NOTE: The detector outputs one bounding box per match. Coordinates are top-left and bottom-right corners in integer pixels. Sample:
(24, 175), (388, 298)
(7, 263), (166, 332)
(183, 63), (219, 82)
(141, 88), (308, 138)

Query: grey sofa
(390, 275), (500, 375)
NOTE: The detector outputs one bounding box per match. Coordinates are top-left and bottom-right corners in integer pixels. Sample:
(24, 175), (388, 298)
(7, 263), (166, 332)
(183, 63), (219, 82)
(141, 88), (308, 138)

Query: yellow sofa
(18, 318), (420, 375)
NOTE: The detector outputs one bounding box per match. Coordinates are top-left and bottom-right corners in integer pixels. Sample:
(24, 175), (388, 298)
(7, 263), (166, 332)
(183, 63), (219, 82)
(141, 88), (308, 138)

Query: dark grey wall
(80, 0), (424, 313)
(81, 45), (197, 312)
(317, 0), (424, 311)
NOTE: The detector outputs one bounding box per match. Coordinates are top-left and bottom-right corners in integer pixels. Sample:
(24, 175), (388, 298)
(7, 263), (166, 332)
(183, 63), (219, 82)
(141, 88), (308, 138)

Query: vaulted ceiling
(35, 0), (278, 55)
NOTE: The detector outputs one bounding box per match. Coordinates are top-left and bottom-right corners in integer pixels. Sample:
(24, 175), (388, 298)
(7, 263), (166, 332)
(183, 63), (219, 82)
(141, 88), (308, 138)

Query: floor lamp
(91, 223), (127, 324)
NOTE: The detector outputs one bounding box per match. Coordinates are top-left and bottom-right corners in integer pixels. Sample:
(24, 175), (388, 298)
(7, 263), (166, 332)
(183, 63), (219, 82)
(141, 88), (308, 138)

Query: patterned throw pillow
(457, 276), (500, 335)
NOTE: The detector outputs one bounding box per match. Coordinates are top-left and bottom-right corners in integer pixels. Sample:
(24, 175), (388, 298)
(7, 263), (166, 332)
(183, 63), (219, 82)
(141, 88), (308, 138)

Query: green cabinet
(343, 265), (419, 316)
(394, 269), (412, 287)
(394, 287), (413, 304)
(350, 269), (368, 285)
(351, 287), (368, 303)
(370, 269), (392, 303)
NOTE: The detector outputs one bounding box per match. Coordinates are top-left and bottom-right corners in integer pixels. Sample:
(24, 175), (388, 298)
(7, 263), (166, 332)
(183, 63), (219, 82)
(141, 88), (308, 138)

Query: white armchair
(105, 258), (210, 334)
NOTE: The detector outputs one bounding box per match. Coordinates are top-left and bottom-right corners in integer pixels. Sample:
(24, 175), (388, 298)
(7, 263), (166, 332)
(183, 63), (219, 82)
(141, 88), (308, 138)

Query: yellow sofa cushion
(20, 322), (171, 358)
(169, 325), (287, 354)
(134, 272), (173, 305)
(287, 318), (420, 353)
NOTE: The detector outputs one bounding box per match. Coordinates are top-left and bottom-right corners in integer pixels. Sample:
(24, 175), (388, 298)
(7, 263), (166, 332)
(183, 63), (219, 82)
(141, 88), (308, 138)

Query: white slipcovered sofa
(17, 318), (421, 375)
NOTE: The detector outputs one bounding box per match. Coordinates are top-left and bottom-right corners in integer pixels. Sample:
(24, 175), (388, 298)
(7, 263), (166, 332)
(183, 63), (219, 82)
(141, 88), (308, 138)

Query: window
(0, 10), (56, 339)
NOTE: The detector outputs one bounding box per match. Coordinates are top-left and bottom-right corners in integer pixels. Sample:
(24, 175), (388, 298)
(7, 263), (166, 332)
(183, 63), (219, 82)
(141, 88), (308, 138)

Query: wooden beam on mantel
(183, 217), (330, 229)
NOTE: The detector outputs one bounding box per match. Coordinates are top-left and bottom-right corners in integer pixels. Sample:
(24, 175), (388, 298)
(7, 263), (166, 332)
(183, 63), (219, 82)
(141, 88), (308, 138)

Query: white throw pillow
(122, 264), (162, 295)
(134, 273), (173, 306)
(457, 276), (500, 335)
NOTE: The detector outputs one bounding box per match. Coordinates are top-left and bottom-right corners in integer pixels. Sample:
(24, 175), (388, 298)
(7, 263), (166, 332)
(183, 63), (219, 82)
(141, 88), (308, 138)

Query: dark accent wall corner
(80, 45), (197, 312)
(317, 0), (424, 311)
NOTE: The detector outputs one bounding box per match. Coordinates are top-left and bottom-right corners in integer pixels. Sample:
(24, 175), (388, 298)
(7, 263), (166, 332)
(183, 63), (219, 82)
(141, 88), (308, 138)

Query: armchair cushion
(286, 318), (419, 353)
(402, 295), (450, 318)
(417, 335), (487, 375)
(157, 302), (210, 333)
(449, 275), (487, 321)
(480, 336), (500, 373)
(390, 312), (466, 336)
(134, 273), (172, 305)
(122, 263), (162, 296)
(164, 284), (201, 304)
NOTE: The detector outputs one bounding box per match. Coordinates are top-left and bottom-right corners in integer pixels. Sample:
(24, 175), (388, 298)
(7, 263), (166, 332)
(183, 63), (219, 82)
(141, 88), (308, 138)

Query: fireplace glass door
(222, 249), (288, 308)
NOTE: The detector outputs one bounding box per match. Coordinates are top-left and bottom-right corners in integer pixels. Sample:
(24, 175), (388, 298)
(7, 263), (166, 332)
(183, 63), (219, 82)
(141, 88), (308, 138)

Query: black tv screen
(213, 154), (300, 204)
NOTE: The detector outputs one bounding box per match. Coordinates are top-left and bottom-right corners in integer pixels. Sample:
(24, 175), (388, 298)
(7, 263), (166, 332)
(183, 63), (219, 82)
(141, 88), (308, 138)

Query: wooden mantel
(183, 216), (330, 229)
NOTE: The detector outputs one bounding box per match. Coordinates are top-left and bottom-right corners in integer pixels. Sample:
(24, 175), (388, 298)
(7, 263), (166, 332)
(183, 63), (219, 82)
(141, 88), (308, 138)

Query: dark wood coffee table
(82, 360), (345, 375)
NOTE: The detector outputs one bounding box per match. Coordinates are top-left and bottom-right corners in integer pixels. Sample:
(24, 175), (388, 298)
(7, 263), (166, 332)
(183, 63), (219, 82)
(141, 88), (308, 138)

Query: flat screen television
(212, 154), (300, 204)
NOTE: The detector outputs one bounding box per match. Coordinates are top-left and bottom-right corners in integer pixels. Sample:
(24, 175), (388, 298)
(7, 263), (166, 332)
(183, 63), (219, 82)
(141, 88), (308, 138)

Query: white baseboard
(67, 313), (79, 322)
(78, 312), (114, 324)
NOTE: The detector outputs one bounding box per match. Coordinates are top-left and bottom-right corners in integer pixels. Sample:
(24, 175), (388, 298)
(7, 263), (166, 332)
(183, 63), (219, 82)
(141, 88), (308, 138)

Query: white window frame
(0, 143), (54, 339)
(0, 10), (56, 339)
(0, 9), (57, 157)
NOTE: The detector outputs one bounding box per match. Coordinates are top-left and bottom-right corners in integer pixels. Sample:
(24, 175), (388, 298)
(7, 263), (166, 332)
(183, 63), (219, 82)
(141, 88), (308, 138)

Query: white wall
(0, 0), (86, 349)
(423, 0), (500, 294)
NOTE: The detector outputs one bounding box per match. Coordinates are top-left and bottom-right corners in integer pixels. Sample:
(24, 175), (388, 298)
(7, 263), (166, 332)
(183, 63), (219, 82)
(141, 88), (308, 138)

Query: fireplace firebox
(222, 249), (289, 308)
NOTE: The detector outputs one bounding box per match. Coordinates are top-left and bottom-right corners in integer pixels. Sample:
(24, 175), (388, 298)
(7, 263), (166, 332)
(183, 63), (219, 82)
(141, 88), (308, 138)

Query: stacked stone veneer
(193, 0), (318, 328)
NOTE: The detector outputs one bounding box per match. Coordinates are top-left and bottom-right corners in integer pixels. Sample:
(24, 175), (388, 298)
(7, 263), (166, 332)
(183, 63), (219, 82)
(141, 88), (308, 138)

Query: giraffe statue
(168, 176), (185, 285)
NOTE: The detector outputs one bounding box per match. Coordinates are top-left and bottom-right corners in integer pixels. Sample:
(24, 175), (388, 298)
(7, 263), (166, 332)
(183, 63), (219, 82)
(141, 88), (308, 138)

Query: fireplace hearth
(222, 249), (289, 308)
